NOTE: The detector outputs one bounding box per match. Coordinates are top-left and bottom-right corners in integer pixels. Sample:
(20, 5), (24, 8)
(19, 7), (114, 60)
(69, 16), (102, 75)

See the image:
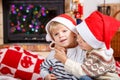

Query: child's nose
(59, 32), (64, 37)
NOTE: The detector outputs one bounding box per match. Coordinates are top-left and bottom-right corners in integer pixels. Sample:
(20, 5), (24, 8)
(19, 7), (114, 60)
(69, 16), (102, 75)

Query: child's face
(51, 24), (77, 48)
(76, 33), (93, 51)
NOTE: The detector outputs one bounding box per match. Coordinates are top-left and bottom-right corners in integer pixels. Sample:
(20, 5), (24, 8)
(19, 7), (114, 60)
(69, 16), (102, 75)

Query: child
(54, 11), (120, 80)
(40, 14), (87, 80)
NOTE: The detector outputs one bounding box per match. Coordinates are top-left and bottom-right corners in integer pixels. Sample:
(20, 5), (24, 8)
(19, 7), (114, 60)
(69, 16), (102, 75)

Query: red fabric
(116, 61), (120, 76)
(59, 14), (77, 26)
(78, 3), (83, 17)
(2, 49), (22, 68)
(0, 46), (44, 80)
(85, 11), (120, 49)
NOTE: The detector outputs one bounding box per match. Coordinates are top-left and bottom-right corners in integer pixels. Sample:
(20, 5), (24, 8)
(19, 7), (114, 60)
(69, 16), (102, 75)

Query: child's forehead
(51, 23), (69, 30)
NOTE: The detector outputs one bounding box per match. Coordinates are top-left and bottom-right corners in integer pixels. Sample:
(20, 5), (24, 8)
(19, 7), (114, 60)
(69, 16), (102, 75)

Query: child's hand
(54, 45), (67, 64)
(45, 74), (57, 80)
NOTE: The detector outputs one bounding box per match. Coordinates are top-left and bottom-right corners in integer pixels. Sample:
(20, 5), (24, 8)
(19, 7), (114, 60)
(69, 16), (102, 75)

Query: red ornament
(78, 3), (83, 16)
(75, 12), (81, 18)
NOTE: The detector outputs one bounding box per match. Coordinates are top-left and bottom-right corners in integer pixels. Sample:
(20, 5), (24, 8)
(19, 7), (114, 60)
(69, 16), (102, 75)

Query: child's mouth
(60, 39), (67, 43)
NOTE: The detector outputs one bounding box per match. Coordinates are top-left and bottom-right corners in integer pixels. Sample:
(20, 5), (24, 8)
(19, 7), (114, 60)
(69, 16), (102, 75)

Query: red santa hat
(76, 11), (120, 50)
(46, 14), (77, 41)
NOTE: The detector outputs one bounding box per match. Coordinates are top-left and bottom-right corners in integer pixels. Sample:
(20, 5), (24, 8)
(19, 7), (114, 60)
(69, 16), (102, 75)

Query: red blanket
(116, 61), (120, 76)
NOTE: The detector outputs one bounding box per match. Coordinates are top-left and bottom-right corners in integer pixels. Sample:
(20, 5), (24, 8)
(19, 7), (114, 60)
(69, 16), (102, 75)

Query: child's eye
(54, 33), (58, 36)
(82, 39), (86, 42)
(63, 30), (67, 32)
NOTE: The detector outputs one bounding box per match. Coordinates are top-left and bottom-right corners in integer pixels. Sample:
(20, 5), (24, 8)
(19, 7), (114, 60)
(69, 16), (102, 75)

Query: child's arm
(40, 59), (51, 79)
(54, 44), (67, 64)
(64, 52), (115, 78)
(40, 51), (55, 79)
(54, 48), (115, 78)
(64, 59), (86, 78)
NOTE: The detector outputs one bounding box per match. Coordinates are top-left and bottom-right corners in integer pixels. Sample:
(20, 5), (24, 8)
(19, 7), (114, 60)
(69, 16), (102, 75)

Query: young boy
(40, 14), (87, 80)
(54, 11), (120, 80)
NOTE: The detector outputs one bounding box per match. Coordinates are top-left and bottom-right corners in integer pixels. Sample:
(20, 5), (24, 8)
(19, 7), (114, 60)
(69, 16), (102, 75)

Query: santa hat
(76, 11), (120, 52)
(46, 14), (77, 42)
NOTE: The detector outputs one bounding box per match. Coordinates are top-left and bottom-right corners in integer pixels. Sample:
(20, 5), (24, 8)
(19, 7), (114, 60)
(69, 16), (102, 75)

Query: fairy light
(9, 4), (48, 34)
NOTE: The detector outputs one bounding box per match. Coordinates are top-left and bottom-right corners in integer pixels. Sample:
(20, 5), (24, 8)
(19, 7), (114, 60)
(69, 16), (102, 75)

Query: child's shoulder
(90, 49), (113, 61)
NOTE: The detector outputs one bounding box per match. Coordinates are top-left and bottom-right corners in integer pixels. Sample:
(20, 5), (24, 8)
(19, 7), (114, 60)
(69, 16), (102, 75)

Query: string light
(9, 4), (48, 34)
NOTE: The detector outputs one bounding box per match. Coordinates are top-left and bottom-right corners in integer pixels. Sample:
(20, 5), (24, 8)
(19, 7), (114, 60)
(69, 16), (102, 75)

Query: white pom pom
(105, 48), (113, 56)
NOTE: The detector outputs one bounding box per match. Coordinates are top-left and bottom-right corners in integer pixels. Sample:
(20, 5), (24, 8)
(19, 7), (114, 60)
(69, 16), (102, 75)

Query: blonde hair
(48, 21), (65, 39)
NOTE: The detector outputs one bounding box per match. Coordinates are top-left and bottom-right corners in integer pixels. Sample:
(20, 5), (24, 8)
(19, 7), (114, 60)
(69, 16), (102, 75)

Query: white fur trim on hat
(46, 16), (77, 42)
(76, 21), (104, 49)
(46, 34), (52, 42)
